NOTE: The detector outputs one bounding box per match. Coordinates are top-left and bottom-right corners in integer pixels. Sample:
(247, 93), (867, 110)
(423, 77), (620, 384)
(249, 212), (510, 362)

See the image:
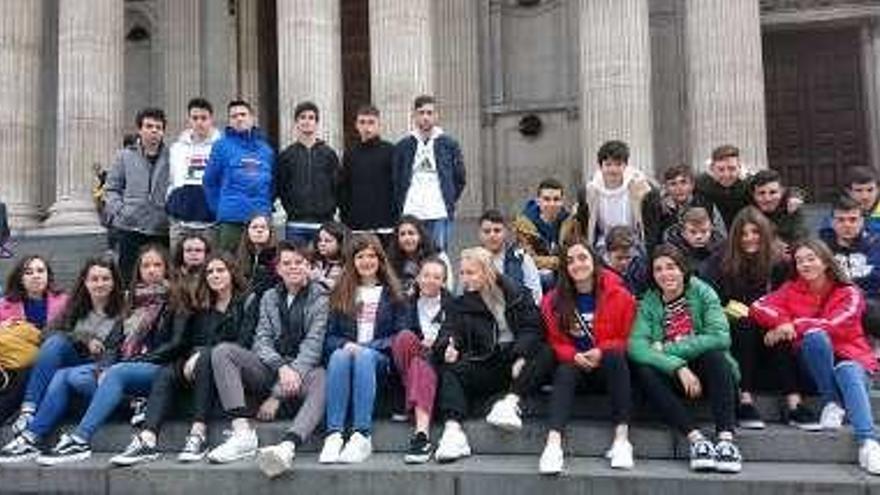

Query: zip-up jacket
(275, 140), (340, 223)
(104, 142), (170, 235)
(253, 282), (328, 377)
(203, 127), (275, 223)
(542, 270), (636, 364)
(751, 278), (876, 372)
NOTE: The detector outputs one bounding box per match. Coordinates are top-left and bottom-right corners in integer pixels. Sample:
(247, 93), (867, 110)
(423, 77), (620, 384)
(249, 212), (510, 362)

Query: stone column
(370, 0), (434, 141)
(0, 1), (44, 228)
(685, 0), (768, 172)
(579, 0), (654, 177)
(434, 0), (481, 218)
(277, 0), (343, 149)
(237, 0), (262, 119)
(45, 0), (123, 230)
(161, 0), (201, 135)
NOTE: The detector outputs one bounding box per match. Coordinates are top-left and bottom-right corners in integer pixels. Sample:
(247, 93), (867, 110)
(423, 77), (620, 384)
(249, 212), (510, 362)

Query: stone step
(0, 453), (876, 495)
(1, 418), (863, 465)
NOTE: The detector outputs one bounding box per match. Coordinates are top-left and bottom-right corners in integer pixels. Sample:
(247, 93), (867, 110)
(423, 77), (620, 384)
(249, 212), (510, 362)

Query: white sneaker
(318, 432), (345, 464)
(819, 402), (846, 430)
(860, 439), (880, 475)
(607, 438), (634, 470)
(538, 442), (564, 475)
(256, 441), (295, 478)
(435, 422), (471, 463)
(338, 432), (372, 464)
(486, 394), (522, 431)
(206, 429), (258, 464)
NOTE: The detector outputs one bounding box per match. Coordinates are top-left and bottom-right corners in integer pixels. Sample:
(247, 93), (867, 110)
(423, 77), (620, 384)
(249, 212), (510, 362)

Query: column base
(42, 198), (105, 234)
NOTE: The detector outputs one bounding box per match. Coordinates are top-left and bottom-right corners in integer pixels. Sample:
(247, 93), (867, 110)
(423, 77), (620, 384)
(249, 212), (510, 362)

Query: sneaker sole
(791, 421), (823, 432)
(716, 461), (743, 473)
(403, 452), (432, 464)
(0, 452), (39, 464)
(207, 449), (257, 464)
(435, 447), (471, 464)
(36, 451), (91, 466)
(690, 459), (717, 471)
(539, 465), (563, 475)
(610, 459), (634, 470)
(256, 452), (291, 478)
(486, 417), (522, 432)
(110, 453), (159, 467)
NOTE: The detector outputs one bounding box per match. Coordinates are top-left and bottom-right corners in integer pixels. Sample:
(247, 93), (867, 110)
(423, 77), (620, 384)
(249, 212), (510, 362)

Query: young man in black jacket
(275, 101), (341, 244)
(339, 105), (396, 241)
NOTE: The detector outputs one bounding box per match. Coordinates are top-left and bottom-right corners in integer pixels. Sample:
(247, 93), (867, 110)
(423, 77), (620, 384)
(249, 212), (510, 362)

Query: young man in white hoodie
(583, 140), (653, 250)
(166, 98), (221, 251)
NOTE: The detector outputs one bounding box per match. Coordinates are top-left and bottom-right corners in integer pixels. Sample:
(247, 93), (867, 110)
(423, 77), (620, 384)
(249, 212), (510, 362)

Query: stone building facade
(2, 0), (880, 232)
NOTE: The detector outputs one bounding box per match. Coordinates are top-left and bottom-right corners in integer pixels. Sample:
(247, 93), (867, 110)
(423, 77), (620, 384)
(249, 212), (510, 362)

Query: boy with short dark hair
(695, 145), (751, 229)
(748, 169), (807, 248)
(665, 207), (725, 278)
(480, 209), (543, 304)
(583, 140), (654, 249)
(512, 178), (569, 289)
(604, 225), (648, 296)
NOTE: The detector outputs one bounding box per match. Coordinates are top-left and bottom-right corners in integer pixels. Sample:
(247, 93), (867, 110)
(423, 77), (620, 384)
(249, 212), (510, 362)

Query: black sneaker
(689, 438), (717, 472)
(786, 404), (821, 432)
(736, 403), (766, 430)
(37, 434), (91, 466)
(714, 439), (743, 474)
(0, 432), (40, 464)
(403, 432), (433, 464)
(177, 433), (207, 463)
(110, 434), (159, 466)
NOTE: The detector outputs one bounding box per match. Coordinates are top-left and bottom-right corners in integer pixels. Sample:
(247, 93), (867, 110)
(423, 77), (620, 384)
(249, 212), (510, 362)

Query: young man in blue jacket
(821, 195), (880, 337)
(392, 95), (466, 252)
(203, 99), (275, 252)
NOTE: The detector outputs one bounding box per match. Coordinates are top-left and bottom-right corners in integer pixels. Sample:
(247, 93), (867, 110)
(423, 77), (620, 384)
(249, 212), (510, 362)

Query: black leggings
(730, 319), (800, 396)
(0, 369), (29, 425)
(548, 350), (632, 432)
(143, 347), (215, 433)
(438, 344), (555, 421)
(634, 350), (736, 436)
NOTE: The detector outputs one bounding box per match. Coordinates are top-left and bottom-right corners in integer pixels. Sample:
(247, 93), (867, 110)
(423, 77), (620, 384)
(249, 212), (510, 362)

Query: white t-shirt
(597, 183), (631, 236)
(403, 135), (447, 220)
(417, 295), (443, 343)
(355, 285), (384, 343)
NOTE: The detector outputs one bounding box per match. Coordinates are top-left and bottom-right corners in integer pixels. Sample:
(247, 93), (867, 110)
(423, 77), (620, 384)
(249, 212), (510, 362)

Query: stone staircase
(1, 391), (880, 494)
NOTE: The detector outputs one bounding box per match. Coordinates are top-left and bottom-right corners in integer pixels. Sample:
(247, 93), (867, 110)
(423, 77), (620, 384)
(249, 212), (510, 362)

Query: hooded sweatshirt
(166, 128), (221, 224)
(584, 167), (653, 247)
(512, 199), (570, 271)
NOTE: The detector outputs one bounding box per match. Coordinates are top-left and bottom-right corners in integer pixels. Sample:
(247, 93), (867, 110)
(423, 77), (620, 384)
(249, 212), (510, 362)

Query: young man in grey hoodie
(166, 98), (221, 250)
(205, 241), (328, 474)
(103, 107), (170, 284)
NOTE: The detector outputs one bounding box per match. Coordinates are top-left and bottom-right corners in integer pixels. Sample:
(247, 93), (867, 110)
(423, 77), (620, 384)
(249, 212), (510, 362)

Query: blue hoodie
(820, 229), (880, 299)
(203, 127), (275, 223)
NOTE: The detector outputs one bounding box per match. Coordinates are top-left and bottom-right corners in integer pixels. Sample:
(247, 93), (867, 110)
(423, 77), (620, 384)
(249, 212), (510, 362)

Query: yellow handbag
(0, 321), (42, 370)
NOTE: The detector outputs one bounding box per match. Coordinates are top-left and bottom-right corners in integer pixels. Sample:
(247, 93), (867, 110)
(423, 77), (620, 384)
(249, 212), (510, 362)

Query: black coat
(275, 141), (340, 223)
(432, 276), (542, 363)
(339, 138), (396, 230)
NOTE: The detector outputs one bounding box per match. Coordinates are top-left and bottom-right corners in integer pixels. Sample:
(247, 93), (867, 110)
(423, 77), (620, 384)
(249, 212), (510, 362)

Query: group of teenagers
(1, 94), (880, 479)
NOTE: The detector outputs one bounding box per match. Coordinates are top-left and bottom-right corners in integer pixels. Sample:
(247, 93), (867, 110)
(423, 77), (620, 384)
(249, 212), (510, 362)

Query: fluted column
(0, 1), (44, 228)
(277, 0), (342, 149)
(238, 0), (262, 118)
(370, 0), (434, 141)
(162, 0), (201, 135)
(434, 0), (481, 217)
(579, 0), (654, 177)
(685, 0), (768, 172)
(46, 0), (123, 230)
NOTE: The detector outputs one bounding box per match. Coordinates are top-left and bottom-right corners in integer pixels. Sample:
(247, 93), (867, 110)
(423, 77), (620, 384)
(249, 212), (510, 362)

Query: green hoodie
(628, 276), (739, 380)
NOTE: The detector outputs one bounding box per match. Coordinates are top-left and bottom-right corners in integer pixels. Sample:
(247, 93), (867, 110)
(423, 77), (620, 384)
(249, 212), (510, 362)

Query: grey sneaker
(177, 433), (207, 463)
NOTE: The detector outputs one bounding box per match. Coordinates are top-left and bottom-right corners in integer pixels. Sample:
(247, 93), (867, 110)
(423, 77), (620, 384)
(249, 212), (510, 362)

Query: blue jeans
(422, 218), (452, 252)
(801, 330), (876, 442)
(325, 347), (389, 434)
(22, 334), (90, 410)
(28, 364), (98, 438)
(285, 224), (320, 245)
(73, 362), (160, 441)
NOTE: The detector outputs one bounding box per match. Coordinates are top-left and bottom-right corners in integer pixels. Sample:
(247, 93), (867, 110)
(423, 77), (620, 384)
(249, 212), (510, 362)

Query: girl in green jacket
(629, 244), (741, 474)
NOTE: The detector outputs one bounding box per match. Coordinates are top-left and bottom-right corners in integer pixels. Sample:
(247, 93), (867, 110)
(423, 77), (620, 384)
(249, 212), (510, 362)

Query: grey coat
(253, 281), (328, 377)
(104, 143), (170, 235)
